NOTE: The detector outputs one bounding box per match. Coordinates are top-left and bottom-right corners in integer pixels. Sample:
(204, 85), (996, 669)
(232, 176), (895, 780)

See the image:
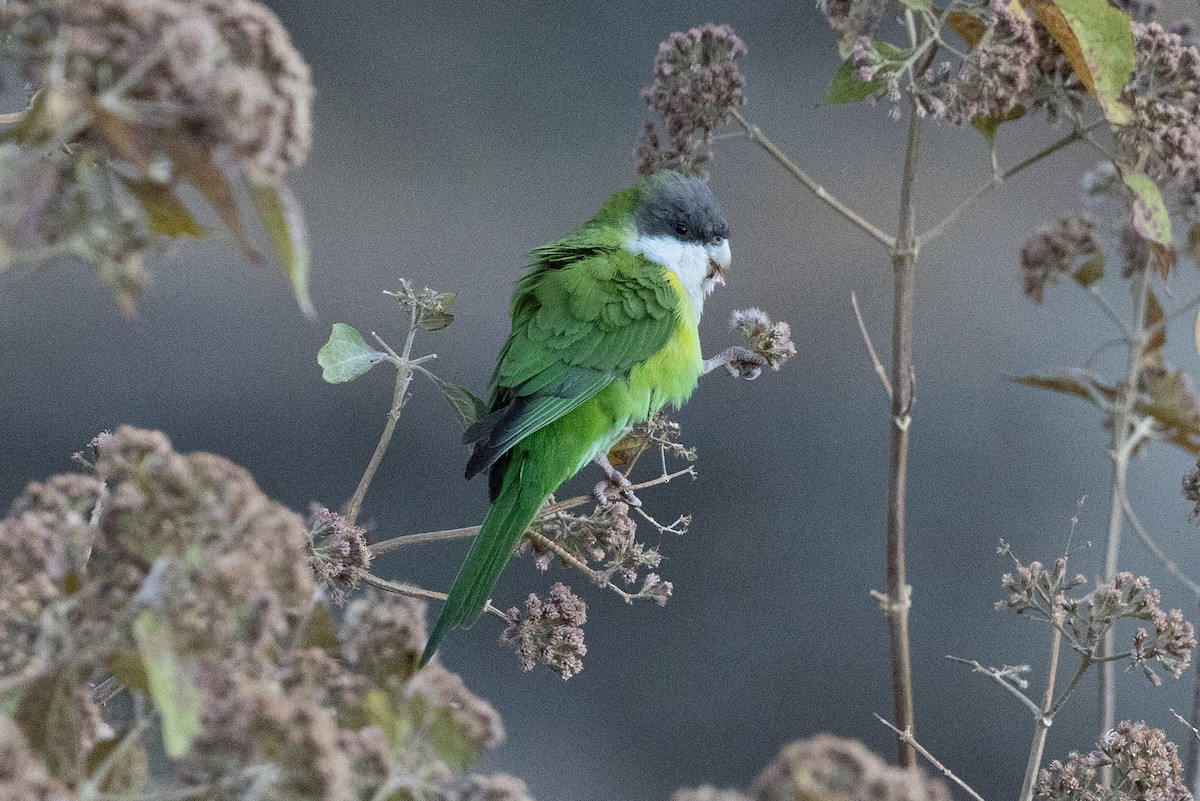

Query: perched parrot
(421, 170), (756, 664)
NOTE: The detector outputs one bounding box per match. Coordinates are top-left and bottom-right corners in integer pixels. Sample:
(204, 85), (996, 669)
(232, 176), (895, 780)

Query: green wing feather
(422, 235), (683, 665)
(463, 240), (680, 483)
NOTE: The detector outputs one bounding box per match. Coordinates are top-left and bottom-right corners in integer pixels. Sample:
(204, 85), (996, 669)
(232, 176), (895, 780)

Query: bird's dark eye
(674, 223), (689, 237)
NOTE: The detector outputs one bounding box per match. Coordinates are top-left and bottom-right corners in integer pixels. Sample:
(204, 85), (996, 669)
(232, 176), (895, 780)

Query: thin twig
(93, 786), (213, 801)
(851, 292), (893, 399)
(523, 529), (635, 603)
(1121, 491), (1200, 597)
(362, 573), (508, 621)
(917, 123), (1099, 246)
(91, 674), (124, 706)
(946, 656), (1040, 716)
(540, 466), (696, 517)
(1019, 614), (1064, 801)
(1099, 265), (1151, 758)
(368, 466), (696, 556)
(82, 717), (153, 799)
(874, 716), (989, 801)
(1086, 286), (1134, 337)
(728, 108), (895, 250)
(346, 305), (421, 527)
(1172, 708), (1200, 741)
(370, 526), (481, 556)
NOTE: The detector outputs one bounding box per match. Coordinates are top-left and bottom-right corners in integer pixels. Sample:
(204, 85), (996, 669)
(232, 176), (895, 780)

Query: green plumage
(421, 177), (710, 665)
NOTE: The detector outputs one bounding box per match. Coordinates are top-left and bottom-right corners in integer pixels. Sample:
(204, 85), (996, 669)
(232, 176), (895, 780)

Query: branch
(522, 529), (635, 604)
(874, 716), (989, 801)
(362, 573), (508, 621)
(917, 124), (1098, 246)
(851, 292), (893, 399)
(346, 304), (422, 528)
(370, 525), (480, 557)
(946, 656), (1040, 716)
(1121, 491), (1200, 597)
(1099, 265), (1151, 753)
(367, 466), (696, 557)
(727, 108), (895, 250)
(1019, 616), (1064, 801)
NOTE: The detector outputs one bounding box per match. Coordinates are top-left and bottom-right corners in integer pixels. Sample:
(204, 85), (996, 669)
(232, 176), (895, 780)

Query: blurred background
(3, 1), (1200, 798)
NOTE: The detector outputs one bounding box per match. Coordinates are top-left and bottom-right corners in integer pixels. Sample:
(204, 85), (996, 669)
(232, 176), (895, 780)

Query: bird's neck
(624, 232), (711, 318)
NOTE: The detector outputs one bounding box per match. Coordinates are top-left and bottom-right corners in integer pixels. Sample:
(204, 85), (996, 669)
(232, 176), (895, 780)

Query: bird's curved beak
(705, 239), (731, 286)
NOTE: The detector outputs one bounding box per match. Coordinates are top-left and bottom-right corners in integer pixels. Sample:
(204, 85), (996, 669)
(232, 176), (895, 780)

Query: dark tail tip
(420, 616), (449, 666)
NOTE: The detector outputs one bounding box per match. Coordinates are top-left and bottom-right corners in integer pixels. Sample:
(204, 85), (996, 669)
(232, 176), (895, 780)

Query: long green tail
(420, 462), (548, 665)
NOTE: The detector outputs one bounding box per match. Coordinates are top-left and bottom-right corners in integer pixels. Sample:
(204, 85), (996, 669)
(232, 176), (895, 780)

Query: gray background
(3, 2), (1200, 798)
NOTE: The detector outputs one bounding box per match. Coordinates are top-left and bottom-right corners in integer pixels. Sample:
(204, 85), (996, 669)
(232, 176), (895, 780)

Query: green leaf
(105, 651), (151, 694)
(1024, 0), (1134, 124)
(297, 600), (340, 652)
(971, 105), (1026, 144)
(1140, 369), (1200, 454)
(423, 371), (487, 430)
(250, 181), (315, 319)
(1123, 172), (1172, 247)
(1072, 254), (1104, 288)
(16, 670), (89, 782)
(1187, 222), (1200, 259)
(318, 323), (387, 384)
(134, 611), (202, 758)
(121, 177), (206, 238)
(826, 58), (883, 105)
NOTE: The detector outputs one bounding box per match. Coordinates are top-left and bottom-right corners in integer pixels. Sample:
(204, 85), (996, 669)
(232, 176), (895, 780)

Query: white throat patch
(626, 233), (717, 317)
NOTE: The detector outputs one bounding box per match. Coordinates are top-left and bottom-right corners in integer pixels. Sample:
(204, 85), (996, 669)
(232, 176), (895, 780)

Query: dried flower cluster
(387, 278), (458, 332)
(999, 550), (1195, 684)
(637, 24), (747, 176)
(0, 0), (314, 312)
(1036, 721), (1191, 801)
(916, 1), (1038, 124)
(501, 582), (588, 680)
(0, 427), (533, 800)
(1019, 217), (1102, 303)
(308, 505), (371, 604)
(749, 735), (952, 801)
(820, 0), (1200, 211)
(730, 308), (797, 371)
(1184, 456), (1200, 519)
(528, 502), (673, 606)
(1120, 23), (1200, 189)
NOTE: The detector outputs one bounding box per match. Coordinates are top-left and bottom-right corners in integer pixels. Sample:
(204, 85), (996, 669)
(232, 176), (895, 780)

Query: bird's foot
(703, 346), (768, 381)
(592, 455), (642, 508)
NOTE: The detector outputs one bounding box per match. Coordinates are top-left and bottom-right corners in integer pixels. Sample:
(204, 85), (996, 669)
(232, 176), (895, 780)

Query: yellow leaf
(121, 177), (206, 238)
(1020, 0), (1134, 125)
(250, 181), (315, 319)
(164, 136), (261, 262)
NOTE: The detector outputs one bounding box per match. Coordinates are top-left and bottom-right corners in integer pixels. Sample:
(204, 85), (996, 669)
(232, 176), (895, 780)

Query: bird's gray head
(633, 171), (732, 293)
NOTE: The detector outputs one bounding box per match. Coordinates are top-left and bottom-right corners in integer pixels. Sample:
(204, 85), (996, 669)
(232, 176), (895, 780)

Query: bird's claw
(593, 473), (642, 508)
(708, 346), (767, 381)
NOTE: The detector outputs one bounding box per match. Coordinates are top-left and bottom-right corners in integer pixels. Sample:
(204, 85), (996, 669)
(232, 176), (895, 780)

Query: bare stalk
(362, 573), (508, 621)
(875, 716), (988, 801)
(881, 48), (924, 767)
(346, 305), (421, 528)
(368, 466), (696, 557)
(1019, 614), (1063, 801)
(1099, 266), (1151, 760)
